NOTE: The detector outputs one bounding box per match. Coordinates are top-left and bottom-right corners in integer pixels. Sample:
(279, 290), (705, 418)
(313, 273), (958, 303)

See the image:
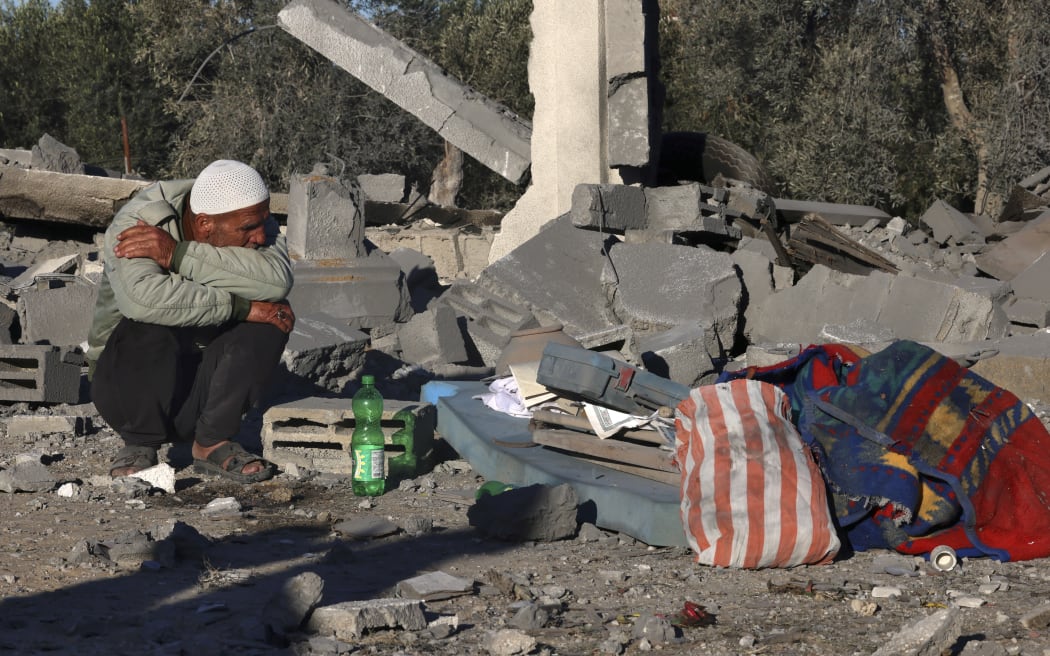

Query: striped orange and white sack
(675, 379), (840, 568)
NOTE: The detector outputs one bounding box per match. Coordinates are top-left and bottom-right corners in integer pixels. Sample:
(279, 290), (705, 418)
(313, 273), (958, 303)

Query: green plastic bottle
(351, 375), (385, 496)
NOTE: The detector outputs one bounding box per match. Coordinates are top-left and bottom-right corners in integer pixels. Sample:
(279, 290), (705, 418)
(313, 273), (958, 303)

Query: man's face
(202, 199), (270, 248)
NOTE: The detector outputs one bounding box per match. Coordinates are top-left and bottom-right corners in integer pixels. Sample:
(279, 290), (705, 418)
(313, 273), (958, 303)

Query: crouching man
(87, 160), (295, 483)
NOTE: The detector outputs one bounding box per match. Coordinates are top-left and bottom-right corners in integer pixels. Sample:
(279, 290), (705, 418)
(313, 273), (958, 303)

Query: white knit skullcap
(189, 160), (269, 215)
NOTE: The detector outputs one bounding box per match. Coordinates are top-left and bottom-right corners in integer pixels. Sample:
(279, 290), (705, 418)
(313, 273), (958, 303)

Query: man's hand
(247, 300), (295, 334)
(114, 220), (177, 269)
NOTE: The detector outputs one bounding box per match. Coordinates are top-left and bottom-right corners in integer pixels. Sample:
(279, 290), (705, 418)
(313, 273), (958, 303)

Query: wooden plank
(570, 454), (680, 486)
(531, 428), (677, 473)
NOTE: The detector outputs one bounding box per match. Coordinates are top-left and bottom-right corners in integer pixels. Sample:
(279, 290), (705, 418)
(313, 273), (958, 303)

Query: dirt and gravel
(1, 393), (1050, 656)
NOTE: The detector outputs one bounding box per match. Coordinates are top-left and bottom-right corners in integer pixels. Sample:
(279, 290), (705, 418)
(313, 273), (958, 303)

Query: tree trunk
(925, 0), (993, 213)
(428, 140), (465, 208)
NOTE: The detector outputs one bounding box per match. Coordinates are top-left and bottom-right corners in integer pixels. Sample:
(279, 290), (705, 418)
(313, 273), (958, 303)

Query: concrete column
(488, 0), (625, 263)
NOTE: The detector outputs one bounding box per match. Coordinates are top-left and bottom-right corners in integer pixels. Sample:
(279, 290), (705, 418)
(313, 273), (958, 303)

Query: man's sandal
(109, 445), (159, 477)
(193, 442), (276, 484)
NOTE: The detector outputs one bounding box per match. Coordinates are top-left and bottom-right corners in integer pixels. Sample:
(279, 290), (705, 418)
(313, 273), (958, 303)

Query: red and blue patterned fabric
(719, 340), (1050, 562)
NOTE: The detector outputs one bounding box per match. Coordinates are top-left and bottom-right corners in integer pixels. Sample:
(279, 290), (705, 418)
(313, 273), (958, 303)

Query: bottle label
(352, 445), (385, 481)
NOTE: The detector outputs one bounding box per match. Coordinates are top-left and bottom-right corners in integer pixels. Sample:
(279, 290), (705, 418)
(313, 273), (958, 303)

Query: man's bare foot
(192, 440), (265, 476)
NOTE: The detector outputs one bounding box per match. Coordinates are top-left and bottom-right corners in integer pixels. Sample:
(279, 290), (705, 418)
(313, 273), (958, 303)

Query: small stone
(201, 497), (242, 518)
(129, 463), (176, 494)
(952, 596), (986, 609)
(851, 599), (879, 616)
(56, 482), (79, 498)
(397, 570), (474, 601)
(485, 628), (537, 656)
(1020, 603), (1050, 630)
(264, 571), (325, 636)
(871, 586), (902, 599)
(332, 516), (399, 539)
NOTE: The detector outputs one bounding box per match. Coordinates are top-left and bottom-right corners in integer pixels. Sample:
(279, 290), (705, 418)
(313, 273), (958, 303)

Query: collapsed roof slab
(0, 165), (148, 228)
(277, 0), (532, 184)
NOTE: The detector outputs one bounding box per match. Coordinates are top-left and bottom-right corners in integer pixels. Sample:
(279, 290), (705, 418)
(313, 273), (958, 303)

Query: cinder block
(0, 345), (80, 403)
(356, 173), (406, 203)
(634, 323), (716, 387)
(262, 397), (436, 480)
(436, 281), (536, 366)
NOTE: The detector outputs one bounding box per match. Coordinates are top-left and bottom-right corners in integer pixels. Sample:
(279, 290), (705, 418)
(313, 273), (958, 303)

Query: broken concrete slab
(604, 0), (659, 169)
(365, 223), (496, 282)
(870, 608), (963, 656)
(279, 313), (370, 393)
(605, 241), (741, 353)
(749, 266), (1009, 345)
(3, 414), (85, 437)
(1008, 251), (1050, 303)
(0, 165), (149, 228)
(0, 344), (80, 403)
(476, 214), (616, 337)
(774, 197), (892, 227)
(396, 305), (469, 366)
(0, 460), (55, 493)
(287, 249), (413, 329)
(0, 148), (31, 167)
(1004, 296), (1050, 329)
(307, 598), (427, 640)
(263, 572), (325, 638)
(919, 199), (984, 245)
(435, 281), (537, 367)
(975, 209), (1050, 281)
(396, 570), (474, 601)
(277, 0), (531, 184)
(955, 331), (1050, 403)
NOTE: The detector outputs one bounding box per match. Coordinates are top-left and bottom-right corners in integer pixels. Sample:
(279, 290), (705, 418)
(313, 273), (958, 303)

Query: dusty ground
(1, 394), (1050, 656)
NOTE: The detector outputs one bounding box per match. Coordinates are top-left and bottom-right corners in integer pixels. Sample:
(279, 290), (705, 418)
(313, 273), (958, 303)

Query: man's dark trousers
(91, 319), (287, 449)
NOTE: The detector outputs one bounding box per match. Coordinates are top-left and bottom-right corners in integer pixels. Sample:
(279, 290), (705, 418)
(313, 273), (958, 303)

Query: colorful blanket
(719, 340), (1050, 561)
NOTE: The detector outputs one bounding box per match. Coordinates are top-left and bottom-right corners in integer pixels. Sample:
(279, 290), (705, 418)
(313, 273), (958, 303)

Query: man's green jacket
(86, 179), (294, 367)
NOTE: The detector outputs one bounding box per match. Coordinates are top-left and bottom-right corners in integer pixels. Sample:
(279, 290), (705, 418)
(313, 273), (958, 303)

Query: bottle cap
(361, 375), (375, 385)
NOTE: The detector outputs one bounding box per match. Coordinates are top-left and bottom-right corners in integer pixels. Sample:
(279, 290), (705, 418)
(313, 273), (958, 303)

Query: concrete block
(396, 305), (469, 366)
(280, 313), (370, 392)
(436, 281), (537, 367)
(477, 214), (614, 337)
(1004, 296), (1050, 328)
(606, 242), (741, 353)
(731, 248), (774, 312)
(262, 397), (436, 480)
(4, 414), (85, 437)
(277, 0), (530, 183)
(604, 0), (658, 168)
(286, 164), (365, 260)
(634, 323), (716, 387)
(18, 280), (98, 348)
(307, 598), (426, 640)
(975, 209), (1050, 280)
(879, 273), (1009, 342)
(570, 183), (647, 232)
(356, 173), (405, 203)
(386, 247), (439, 291)
(774, 198), (891, 227)
(871, 609), (963, 656)
(919, 199), (984, 245)
(0, 149), (31, 167)
(750, 266), (1009, 345)
(287, 250), (413, 329)
(0, 344), (80, 403)
(1009, 251), (1050, 302)
(963, 331), (1050, 402)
